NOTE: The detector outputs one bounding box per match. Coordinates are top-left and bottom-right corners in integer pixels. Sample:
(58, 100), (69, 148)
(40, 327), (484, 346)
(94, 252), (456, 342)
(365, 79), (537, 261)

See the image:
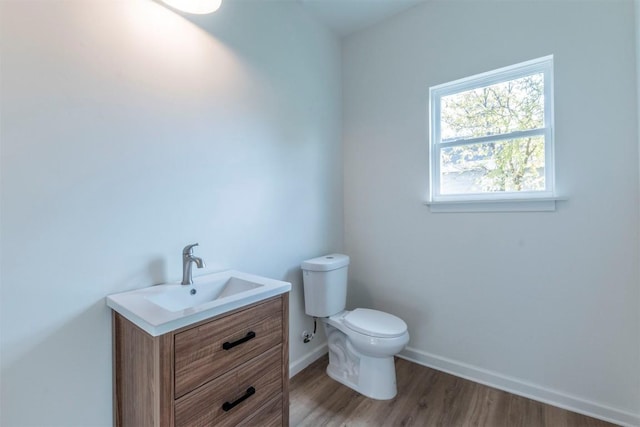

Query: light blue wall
(0, 1), (341, 425)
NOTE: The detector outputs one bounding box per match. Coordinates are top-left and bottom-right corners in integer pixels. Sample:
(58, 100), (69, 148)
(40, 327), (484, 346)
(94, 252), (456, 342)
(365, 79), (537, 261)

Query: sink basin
(145, 276), (263, 312)
(106, 270), (291, 336)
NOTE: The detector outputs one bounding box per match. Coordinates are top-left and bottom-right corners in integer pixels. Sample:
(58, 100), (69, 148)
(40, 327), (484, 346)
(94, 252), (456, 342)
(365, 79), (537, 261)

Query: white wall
(637, 1), (640, 208)
(343, 1), (640, 425)
(636, 8), (640, 421)
(0, 1), (340, 425)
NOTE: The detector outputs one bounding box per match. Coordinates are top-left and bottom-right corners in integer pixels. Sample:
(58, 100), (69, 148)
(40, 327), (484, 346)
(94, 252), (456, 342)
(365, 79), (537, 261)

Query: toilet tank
(301, 254), (350, 317)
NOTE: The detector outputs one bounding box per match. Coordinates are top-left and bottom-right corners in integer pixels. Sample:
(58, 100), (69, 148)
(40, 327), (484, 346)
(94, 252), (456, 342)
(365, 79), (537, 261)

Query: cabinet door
(174, 298), (283, 398)
(174, 346), (283, 427)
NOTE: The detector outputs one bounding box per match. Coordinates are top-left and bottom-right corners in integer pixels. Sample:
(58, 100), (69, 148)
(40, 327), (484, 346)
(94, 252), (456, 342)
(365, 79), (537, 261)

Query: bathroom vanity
(112, 293), (289, 426)
(107, 270), (291, 427)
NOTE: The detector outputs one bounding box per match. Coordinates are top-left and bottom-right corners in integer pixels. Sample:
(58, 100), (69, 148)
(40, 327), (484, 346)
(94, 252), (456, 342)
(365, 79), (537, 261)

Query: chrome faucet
(182, 243), (205, 285)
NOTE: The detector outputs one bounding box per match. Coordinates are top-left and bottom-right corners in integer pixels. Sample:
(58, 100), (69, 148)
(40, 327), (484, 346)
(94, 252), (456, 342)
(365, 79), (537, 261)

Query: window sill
(424, 196), (566, 213)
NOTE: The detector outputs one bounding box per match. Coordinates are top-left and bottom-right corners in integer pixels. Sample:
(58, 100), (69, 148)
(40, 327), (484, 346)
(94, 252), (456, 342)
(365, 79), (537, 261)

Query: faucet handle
(183, 243), (199, 255)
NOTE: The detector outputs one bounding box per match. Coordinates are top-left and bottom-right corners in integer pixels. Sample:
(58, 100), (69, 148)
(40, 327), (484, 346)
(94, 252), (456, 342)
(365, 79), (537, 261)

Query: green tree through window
(429, 56), (554, 201)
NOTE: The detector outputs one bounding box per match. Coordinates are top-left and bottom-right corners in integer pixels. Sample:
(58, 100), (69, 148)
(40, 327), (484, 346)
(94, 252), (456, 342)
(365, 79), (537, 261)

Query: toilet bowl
(301, 254), (410, 400)
(322, 309), (409, 399)
(327, 309), (409, 356)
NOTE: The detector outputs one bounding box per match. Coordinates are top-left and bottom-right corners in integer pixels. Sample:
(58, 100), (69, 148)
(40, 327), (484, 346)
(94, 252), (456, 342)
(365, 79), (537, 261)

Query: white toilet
(301, 254), (409, 400)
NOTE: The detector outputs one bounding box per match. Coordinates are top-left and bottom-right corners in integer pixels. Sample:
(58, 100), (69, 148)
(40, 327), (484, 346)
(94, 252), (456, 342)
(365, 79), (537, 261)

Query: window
(429, 56), (555, 210)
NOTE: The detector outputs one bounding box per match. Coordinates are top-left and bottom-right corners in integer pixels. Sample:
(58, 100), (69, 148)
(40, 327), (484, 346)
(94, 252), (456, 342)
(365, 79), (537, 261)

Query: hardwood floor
(289, 356), (617, 427)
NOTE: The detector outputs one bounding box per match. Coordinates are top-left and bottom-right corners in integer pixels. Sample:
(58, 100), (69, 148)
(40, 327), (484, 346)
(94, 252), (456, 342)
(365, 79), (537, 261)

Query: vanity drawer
(174, 297), (283, 398)
(174, 346), (283, 427)
(237, 395), (283, 427)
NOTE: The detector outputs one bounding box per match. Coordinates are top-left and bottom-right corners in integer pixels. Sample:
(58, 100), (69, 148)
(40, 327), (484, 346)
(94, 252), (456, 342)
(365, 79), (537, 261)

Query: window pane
(440, 73), (544, 141)
(440, 136), (545, 195)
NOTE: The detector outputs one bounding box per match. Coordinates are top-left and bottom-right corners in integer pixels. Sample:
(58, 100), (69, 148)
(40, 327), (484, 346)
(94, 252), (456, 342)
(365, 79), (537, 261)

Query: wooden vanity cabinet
(112, 293), (289, 427)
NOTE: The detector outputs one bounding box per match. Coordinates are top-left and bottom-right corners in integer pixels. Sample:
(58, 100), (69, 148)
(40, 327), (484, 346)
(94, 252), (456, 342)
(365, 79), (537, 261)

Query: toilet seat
(343, 308), (407, 338)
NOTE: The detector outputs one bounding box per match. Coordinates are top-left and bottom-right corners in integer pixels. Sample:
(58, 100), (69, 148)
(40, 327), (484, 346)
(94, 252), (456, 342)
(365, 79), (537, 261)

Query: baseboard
(289, 343), (328, 378)
(399, 347), (640, 427)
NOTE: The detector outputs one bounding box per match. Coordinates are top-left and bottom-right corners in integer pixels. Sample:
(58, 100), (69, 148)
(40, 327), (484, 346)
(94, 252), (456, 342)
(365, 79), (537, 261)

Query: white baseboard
(289, 343), (328, 378)
(399, 347), (640, 427)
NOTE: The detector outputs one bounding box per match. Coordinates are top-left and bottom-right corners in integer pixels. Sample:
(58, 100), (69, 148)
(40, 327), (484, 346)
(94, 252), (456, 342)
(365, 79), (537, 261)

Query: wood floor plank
(290, 356), (618, 427)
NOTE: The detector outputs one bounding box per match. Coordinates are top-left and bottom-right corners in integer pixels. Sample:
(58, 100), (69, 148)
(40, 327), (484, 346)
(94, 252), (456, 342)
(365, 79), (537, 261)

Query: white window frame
(428, 56), (558, 212)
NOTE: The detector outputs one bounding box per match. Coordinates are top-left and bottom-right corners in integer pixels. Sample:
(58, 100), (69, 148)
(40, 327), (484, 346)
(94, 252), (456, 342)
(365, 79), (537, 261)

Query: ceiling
(299, 0), (424, 37)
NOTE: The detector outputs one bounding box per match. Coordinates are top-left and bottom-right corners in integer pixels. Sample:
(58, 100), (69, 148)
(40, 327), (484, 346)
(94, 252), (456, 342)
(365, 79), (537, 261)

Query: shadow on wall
(148, 258), (169, 286)
(106, 257), (169, 293)
(1, 301), (113, 427)
(284, 265), (305, 313)
(1, 255), (170, 426)
(347, 277), (425, 345)
(282, 263), (328, 361)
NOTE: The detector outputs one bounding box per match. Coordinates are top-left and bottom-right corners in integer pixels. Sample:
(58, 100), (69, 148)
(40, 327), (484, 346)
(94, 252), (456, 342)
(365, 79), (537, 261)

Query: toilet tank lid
(301, 254), (350, 271)
(344, 308), (407, 338)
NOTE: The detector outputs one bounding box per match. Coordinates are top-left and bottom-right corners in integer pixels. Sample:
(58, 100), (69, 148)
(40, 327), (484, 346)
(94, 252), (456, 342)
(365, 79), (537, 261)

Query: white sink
(145, 276), (263, 312)
(106, 270), (291, 336)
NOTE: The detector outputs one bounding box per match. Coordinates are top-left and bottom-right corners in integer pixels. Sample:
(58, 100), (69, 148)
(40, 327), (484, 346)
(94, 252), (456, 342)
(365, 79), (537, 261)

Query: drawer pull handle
(222, 386), (256, 412)
(222, 331), (256, 350)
